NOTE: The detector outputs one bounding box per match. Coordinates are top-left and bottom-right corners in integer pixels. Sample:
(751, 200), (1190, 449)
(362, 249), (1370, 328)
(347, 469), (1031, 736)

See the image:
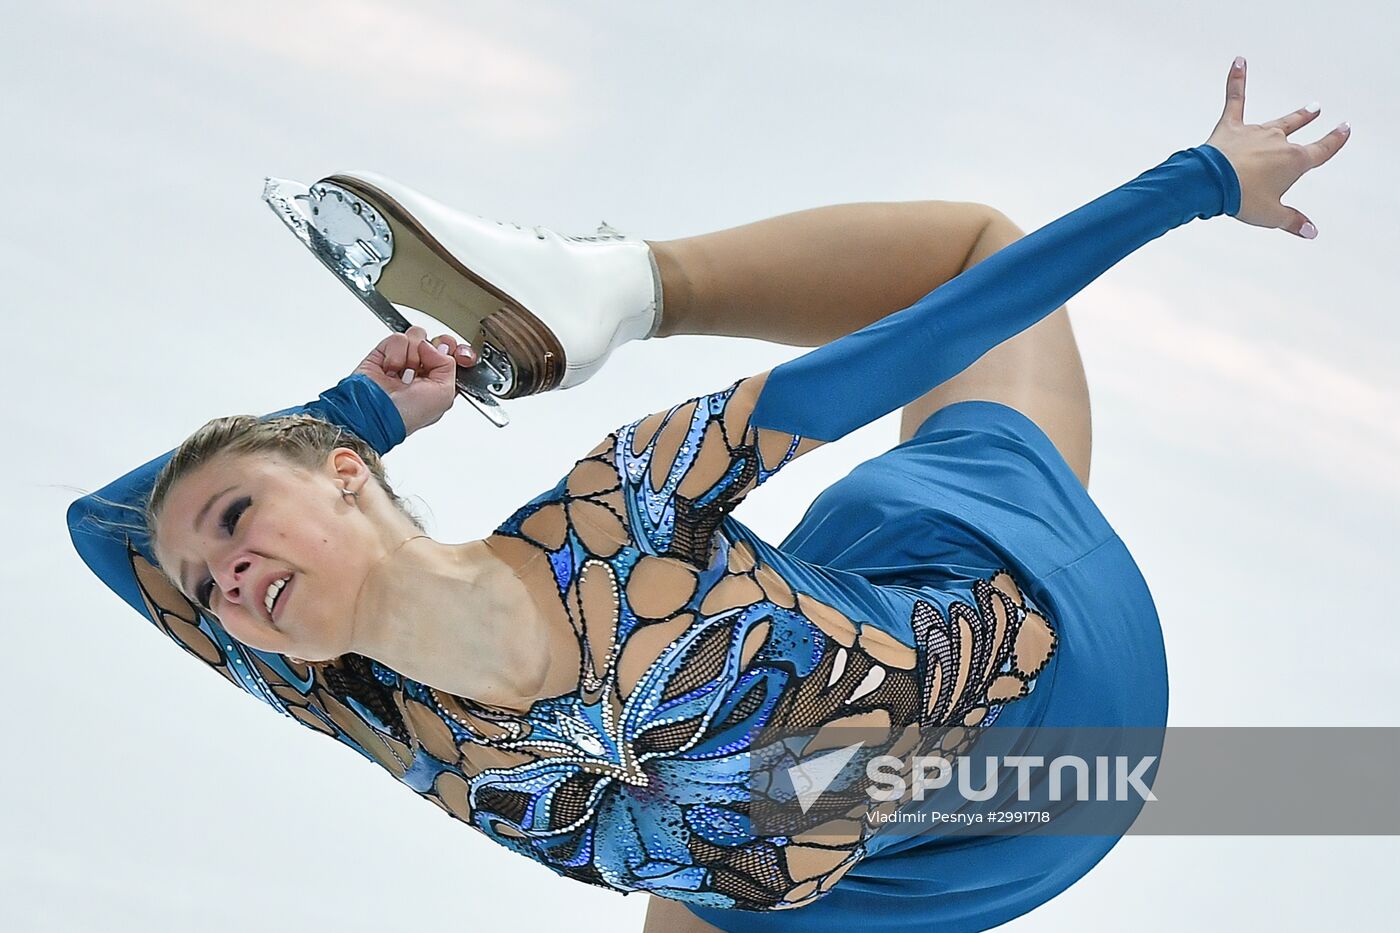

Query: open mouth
(264, 573), (293, 622)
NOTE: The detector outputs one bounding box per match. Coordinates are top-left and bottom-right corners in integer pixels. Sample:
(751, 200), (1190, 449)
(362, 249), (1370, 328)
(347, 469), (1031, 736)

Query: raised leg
(648, 200), (993, 346)
(646, 202), (1093, 486)
(894, 212), (1093, 486)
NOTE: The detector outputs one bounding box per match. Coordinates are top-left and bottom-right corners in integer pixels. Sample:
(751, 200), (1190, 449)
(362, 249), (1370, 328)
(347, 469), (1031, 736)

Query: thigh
(897, 214), (1093, 487)
(642, 896), (729, 933)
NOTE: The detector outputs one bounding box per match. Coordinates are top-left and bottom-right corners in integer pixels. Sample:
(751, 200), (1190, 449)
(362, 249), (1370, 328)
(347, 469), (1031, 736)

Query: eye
(220, 495), (251, 535)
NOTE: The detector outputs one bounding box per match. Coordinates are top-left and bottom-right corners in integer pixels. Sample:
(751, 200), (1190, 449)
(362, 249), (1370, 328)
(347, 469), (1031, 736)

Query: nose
(213, 555), (256, 604)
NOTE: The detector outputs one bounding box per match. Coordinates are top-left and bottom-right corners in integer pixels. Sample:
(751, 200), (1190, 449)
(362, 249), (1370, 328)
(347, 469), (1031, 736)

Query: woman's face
(152, 450), (381, 661)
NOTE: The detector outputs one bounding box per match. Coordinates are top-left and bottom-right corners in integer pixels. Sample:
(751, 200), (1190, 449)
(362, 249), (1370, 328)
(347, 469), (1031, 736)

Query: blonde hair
(146, 412), (422, 539)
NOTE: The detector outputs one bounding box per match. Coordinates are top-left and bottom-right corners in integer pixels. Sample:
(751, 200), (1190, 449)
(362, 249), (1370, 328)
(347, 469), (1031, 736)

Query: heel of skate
(261, 176), (525, 428)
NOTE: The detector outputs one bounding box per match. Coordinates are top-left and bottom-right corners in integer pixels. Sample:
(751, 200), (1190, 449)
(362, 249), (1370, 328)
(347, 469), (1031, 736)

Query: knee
(982, 207), (1027, 240)
(963, 208), (1028, 270)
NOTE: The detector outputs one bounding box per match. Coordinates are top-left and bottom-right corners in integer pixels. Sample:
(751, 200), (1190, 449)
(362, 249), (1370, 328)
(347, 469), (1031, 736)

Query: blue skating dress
(68, 145), (1240, 932)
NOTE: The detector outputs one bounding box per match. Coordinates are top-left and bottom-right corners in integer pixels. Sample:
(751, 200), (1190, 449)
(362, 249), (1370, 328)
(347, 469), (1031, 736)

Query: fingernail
(436, 342), (450, 354)
(1304, 101), (1320, 113)
(457, 343), (473, 356)
(1339, 121), (1351, 134)
(402, 368), (416, 384)
(1233, 55), (1245, 70)
(1300, 222), (1317, 240)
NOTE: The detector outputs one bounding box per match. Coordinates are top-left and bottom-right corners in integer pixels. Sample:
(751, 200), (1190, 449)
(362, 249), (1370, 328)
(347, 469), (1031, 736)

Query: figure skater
(68, 58), (1347, 932)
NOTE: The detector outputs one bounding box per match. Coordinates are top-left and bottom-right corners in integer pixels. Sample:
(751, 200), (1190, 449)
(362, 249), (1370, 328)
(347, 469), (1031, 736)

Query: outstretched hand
(352, 325), (480, 436)
(1204, 56), (1351, 238)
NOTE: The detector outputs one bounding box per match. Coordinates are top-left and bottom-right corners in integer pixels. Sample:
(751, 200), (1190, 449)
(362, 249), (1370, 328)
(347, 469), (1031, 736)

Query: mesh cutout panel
(661, 622), (733, 702)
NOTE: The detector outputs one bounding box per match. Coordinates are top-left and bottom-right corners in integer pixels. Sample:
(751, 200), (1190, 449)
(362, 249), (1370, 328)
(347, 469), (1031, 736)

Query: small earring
(340, 485), (359, 503)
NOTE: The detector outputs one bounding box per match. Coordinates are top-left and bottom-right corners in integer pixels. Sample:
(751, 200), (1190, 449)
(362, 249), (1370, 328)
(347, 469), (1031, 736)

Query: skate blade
(261, 176), (510, 428)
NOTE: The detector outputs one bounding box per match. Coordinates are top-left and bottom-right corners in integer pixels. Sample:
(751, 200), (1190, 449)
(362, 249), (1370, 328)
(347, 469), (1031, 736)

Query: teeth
(264, 576), (289, 617)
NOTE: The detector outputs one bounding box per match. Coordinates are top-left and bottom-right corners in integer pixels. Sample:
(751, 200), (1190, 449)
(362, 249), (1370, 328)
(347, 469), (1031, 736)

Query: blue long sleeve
(748, 144), (1241, 442)
(67, 372), (406, 622)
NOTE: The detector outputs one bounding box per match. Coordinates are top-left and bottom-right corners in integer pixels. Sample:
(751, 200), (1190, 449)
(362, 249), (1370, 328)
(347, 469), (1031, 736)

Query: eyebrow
(178, 484), (238, 600)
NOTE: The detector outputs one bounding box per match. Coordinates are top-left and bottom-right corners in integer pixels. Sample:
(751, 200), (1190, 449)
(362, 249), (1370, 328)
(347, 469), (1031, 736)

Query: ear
(327, 447), (372, 496)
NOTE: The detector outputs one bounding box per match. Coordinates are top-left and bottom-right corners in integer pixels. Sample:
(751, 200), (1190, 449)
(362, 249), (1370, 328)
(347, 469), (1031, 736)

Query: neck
(348, 535), (549, 711)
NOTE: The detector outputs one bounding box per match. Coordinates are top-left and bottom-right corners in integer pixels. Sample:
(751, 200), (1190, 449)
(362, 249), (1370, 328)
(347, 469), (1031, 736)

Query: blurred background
(4, 1), (1395, 929)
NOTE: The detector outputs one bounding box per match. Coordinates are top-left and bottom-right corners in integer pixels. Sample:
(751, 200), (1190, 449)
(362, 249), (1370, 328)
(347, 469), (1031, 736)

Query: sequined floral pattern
(118, 372), (1056, 912)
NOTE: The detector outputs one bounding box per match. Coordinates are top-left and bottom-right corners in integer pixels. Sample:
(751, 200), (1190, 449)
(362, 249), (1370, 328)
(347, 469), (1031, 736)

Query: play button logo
(787, 741), (867, 814)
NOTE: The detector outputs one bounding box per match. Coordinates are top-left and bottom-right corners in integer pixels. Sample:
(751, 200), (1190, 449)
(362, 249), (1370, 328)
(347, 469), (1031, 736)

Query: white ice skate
(261, 172), (663, 427)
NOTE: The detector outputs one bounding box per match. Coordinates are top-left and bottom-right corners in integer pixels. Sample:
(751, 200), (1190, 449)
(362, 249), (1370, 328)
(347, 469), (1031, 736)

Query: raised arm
(67, 372), (406, 623)
(610, 144), (1239, 566)
(746, 143), (1241, 443)
(66, 319), (481, 621)
(745, 57), (1350, 443)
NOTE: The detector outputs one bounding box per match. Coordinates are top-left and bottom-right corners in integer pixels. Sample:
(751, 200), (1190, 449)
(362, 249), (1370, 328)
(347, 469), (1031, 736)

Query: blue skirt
(687, 400), (1168, 933)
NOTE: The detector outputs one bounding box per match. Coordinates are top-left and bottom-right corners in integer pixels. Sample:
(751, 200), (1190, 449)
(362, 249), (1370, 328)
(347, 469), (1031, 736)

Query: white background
(4, 1), (1396, 929)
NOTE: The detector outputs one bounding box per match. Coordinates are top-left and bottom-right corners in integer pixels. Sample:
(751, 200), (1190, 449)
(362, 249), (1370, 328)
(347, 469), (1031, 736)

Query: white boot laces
(495, 218), (550, 240)
(562, 221), (628, 243)
(493, 218), (628, 243)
